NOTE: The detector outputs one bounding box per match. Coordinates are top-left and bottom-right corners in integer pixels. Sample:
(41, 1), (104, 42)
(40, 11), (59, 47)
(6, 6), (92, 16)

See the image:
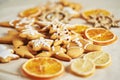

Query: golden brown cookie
(10, 17), (36, 31)
(69, 2), (82, 11)
(54, 52), (71, 62)
(84, 43), (102, 52)
(0, 30), (18, 44)
(28, 37), (53, 51)
(0, 49), (19, 63)
(14, 46), (34, 58)
(0, 21), (13, 28)
(53, 39), (63, 46)
(39, 10), (69, 23)
(36, 51), (53, 57)
(19, 25), (44, 40)
(67, 46), (84, 58)
(12, 36), (25, 48)
(52, 46), (71, 61)
(59, 0), (82, 11)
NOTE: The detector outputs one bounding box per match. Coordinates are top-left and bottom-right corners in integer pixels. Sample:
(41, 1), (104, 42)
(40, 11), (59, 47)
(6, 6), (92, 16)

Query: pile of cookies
(0, 17), (102, 62)
(0, 0), (101, 63)
(0, 0), (118, 78)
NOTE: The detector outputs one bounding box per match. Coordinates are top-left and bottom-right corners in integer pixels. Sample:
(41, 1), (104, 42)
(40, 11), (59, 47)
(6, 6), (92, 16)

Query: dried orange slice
(71, 58), (95, 77)
(22, 57), (64, 79)
(19, 7), (41, 17)
(72, 24), (89, 33)
(84, 51), (112, 68)
(85, 28), (117, 46)
(82, 9), (111, 20)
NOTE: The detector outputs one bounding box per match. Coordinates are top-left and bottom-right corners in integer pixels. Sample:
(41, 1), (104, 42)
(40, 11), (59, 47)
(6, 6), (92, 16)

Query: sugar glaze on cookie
(9, 17), (35, 28)
(0, 45), (19, 59)
(32, 37), (53, 47)
(21, 25), (39, 35)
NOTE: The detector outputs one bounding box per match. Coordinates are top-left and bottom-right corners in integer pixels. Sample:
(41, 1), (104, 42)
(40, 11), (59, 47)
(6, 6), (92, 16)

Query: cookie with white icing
(36, 51), (53, 57)
(19, 25), (45, 40)
(63, 7), (80, 18)
(59, 0), (82, 11)
(52, 46), (71, 61)
(39, 10), (69, 23)
(9, 17), (35, 31)
(28, 37), (53, 51)
(0, 48), (19, 63)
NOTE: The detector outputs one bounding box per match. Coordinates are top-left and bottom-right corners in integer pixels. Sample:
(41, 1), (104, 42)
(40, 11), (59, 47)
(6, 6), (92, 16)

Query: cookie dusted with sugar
(28, 37), (53, 51)
(0, 45), (19, 63)
(19, 25), (45, 40)
(9, 17), (36, 31)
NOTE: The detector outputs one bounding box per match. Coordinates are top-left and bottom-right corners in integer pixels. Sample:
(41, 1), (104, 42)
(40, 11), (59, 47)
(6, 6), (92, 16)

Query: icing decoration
(9, 17), (35, 28)
(21, 25), (39, 35)
(52, 46), (55, 51)
(16, 17), (35, 26)
(63, 7), (78, 15)
(32, 37), (53, 47)
(0, 45), (18, 59)
(72, 38), (83, 47)
(9, 17), (20, 26)
(60, 34), (71, 41)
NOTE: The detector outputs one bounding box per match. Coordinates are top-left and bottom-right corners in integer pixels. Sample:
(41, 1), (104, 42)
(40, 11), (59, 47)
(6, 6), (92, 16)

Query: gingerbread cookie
(63, 7), (80, 18)
(67, 46), (84, 58)
(39, 10), (69, 23)
(59, 0), (82, 11)
(27, 37), (53, 51)
(0, 30), (18, 44)
(14, 46), (34, 58)
(36, 51), (53, 57)
(12, 36), (26, 48)
(9, 17), (35, 31)
(0, 45), (19, 63)
(84, 43), (102, 52)
(0, 21), (13, 28)
(52, 46), (71, 61)
(19, 25), (44, 40)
